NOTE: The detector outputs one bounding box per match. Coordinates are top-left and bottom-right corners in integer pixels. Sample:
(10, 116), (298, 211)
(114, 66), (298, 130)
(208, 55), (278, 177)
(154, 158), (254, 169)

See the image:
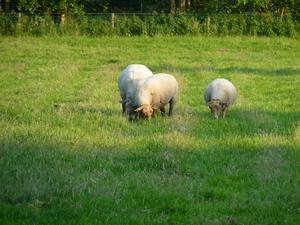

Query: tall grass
(0, 13), (299, 37)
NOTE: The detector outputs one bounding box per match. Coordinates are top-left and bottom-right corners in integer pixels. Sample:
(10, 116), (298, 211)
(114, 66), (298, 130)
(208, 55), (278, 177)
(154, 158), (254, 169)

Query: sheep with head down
(134, 73), (179, 119)
(204, 78), (237, 119)
(118, 64), (153, 117)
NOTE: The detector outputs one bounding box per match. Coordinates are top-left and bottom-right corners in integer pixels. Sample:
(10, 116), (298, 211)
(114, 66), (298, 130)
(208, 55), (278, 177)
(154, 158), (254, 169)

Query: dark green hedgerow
(0, 13), (299, 37)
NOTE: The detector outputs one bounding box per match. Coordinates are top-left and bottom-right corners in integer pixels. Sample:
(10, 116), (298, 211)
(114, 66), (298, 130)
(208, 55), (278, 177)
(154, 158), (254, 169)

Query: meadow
(0, 36), (299, 225)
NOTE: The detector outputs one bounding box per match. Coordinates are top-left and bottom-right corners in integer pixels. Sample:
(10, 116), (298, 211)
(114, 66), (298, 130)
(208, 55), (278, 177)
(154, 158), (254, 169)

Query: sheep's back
(118, 64), (153, 100)
(144, 73), (178, 104)
(204, 78), (237, 104)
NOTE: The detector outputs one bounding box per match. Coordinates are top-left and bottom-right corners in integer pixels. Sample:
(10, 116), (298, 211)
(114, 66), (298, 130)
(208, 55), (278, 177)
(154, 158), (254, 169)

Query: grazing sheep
(134, 73), (179, 119)
(204, 78), (237, 119)
(118, 64), (153, 114)
(124, 79), (146, 121)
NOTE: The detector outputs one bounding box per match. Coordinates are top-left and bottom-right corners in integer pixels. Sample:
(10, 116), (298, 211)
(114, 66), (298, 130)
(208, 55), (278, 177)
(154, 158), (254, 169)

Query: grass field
(0, 36), (300, 225)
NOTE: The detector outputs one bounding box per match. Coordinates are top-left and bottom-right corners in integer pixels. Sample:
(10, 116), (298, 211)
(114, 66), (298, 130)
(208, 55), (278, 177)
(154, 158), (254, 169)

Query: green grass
(0, 36), (299, 225)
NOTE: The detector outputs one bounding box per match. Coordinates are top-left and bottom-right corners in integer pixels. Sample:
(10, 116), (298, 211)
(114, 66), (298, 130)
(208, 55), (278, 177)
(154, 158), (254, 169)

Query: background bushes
(0, 13), (299, 37)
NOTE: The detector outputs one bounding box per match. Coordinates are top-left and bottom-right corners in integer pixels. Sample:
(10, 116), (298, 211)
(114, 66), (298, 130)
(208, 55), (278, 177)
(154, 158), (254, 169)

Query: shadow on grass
(163, 65), (300, 76)
(1, 113), (299, 225)
(192, 108), (300, 138)
(217, 67), (300, 76)
(53, 98), (299, 139)
(151, 64), (181, 74)
(1, 133), (299, 224)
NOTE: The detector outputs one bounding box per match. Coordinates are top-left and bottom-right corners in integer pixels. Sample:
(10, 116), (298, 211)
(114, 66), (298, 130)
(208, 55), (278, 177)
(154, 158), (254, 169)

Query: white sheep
(118, 64), (153, 114)
(204, 78), (237, 119)
(134, 73), (179, 119)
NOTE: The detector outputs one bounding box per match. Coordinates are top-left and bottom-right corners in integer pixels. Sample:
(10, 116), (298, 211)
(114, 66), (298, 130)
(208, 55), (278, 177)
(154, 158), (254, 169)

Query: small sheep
(118, 64), (153, 114)
(134, 73), (179, 119)
(204, 78), (237, 119)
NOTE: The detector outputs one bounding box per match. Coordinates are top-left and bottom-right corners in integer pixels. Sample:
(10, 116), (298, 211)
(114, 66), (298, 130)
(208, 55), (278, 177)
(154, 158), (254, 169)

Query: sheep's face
(141, 106), (153, 119)
(125, 99), (139, 121)
(208, 100), (227, 119)
(135, 105), (153, 119)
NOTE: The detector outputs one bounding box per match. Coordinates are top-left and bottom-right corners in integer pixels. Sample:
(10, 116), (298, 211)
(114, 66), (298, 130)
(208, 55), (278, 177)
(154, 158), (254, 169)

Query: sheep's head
(207, 100), (228, 119)
(124, 99), (139, 121)
(135, 104), (154, 119)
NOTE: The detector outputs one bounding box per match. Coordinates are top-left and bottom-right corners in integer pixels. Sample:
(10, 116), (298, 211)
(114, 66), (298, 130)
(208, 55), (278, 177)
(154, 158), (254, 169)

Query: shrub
(0, 13), (18, 35)
(0, 13), (299, 37)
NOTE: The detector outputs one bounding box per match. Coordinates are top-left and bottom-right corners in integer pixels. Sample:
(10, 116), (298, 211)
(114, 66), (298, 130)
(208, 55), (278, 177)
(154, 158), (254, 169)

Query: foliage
(0, 12), (299, 37)
(16, 0), (85, 15)
(1, 0), (300, 16)
(1, 1), (299, 37)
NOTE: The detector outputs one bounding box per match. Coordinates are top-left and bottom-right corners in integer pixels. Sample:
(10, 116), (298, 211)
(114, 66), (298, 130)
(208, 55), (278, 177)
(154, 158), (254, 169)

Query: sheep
(124, 79), (146, 121)
(134, 73), (179, 119)
(204, 78), (237, 119)
(118, 64), (154, 114)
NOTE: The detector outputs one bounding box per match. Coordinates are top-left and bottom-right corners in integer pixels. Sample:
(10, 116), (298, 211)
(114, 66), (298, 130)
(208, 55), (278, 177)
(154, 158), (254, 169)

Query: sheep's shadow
(191, 107), (300, 138)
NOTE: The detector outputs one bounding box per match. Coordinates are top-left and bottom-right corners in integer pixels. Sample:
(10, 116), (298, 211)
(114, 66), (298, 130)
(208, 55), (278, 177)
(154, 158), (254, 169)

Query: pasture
(0, 36), (300, 225)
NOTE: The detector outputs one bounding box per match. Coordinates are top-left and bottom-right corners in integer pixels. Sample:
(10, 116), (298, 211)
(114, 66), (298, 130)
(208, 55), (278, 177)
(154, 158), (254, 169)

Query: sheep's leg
(222, 107), (228, 118)
(169, 98), (176, 116)
(160, 107), (166, 116)
(152, 109), (157, 118)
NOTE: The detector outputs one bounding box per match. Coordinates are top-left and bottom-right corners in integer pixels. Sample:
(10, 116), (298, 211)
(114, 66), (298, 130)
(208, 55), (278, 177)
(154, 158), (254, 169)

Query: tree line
(1, 0), (300, 16)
